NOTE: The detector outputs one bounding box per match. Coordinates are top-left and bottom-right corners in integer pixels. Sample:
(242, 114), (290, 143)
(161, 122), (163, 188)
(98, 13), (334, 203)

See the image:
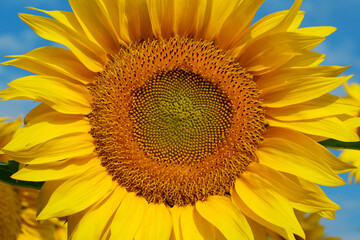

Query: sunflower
(292, 211), (341, 240)
(1, 0), (359, 239)
(15, 187), (67, 240)
(245, 210), (341, 240)
(339, 83), (360, 183)
(0, 118), (67, 240)
(0, 181), (21, 240)
(0, 118), (22, 239)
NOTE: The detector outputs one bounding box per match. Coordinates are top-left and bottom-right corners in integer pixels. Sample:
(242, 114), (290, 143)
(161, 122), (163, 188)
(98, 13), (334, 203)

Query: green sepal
(0, 161), (44, 189)
(319, 139), (360, 150)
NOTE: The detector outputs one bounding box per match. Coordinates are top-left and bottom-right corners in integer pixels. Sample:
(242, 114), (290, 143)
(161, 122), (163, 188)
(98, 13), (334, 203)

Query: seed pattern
(88, 36), (266, 206)
(131, 70), (232, 164)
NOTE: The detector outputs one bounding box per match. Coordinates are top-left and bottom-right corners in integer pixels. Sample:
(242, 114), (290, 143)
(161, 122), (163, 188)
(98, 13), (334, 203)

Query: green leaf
(319, 139), (360, 150)
(0, 161), (44, 189)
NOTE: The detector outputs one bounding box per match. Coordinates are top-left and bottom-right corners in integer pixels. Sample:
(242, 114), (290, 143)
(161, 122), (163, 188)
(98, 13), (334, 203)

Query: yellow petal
(70, 186), (127, 240)
(218, 0), (265, 50)
(169, 205), (184, 240)
(231, 189), (294, 240)
(3, 116), (90, 153)
(198, 0), (240, 40)
(180, 205), (216, 240)
(101, 226), (111, 240)
(146, 0), (175, 38)
(110, 193), (148, 240)
(337, 114), (360, 131)
(193, 209), (217, 240)
(37, 165), (115, 219)
(231, 3), (304, 56)
(245, 9), (304, 40)
(266, 94), (359, 121)
(0, 116), (22, 151)
(251, 10), (304, 37)
(341, 149), (360, 166)
(92, 0), (136, 45)
(12, 154), (98, 181)
(267, 117), (360, 142)
(237, 32), (324, 75)
(0, 75), (92, 114)
(261, 75), (352, 108)
(282, 51), (325, 68)
(265, 127), (354, 173)
(257, 127), (346, 186)
(284, 173), (338, 219)
(234, 171), (305, 239)
(257, 65), (349, 89)
(173, 0), (206, 37)
(195, 196), (253, 240)
(271, 0), (302, 32)
(68, 0), (121, 54)
(340, 149), (360, 184)
(246, 217), (268, 240)
(247, 163), (340, 218)
(4, 133), (94, 164)
(23, 103), (85, 126)
(147, 0), (207, 38)
(134, 203), (172, 240)
(3, 47), (96, 84)
(27, 7), (86, 34)
(295, 26), (336, 37)
(344, 82), (360, 103)
(180, 205), (202, 240)
(108, 0), (152, 43)
(19, 13), (105, 72)
(99, 0), (127, 43)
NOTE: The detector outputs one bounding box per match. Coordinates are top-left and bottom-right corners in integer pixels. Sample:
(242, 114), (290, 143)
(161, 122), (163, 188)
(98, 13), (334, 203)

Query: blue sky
(0, 0), (359, 239)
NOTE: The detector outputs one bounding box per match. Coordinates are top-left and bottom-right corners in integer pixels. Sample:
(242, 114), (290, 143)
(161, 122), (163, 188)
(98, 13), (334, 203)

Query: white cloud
(315, 39), (360, 68)
(314, 38), (360, 96)
(4, 0), (65, 8)
(341, 232), (360, 240)
(341, 199), (360, 210)
(0, 100), (38, 118)
(0, 35), (23, 51)
(0, 30), (38, 54)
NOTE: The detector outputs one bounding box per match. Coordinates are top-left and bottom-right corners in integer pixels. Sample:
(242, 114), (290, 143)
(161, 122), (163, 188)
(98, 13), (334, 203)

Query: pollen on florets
(88, 36), (266, 206)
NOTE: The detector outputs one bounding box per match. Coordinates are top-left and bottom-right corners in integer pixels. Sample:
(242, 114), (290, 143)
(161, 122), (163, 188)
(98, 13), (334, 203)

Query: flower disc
(131, 69), (233, 164)
(89, 37), (266, 206)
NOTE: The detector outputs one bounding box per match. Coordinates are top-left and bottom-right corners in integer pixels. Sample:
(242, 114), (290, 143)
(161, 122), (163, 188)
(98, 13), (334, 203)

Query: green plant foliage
(319, 139), (360, 150)
(0, 161), (44, 189)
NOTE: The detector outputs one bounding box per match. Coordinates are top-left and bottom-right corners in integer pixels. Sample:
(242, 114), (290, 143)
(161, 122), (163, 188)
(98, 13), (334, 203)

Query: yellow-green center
(130, 69), (232, 164)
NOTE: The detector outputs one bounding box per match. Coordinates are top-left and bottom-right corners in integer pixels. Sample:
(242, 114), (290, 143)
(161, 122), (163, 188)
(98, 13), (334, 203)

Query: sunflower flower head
(0, 118), (67, 240)
(16, 187), (67, 240)
(294, 211), (341, 240)
(340, 83), (360, 183)
(0, 181), (22, 240)
(90, 36), (266, 206)
(1, 0), (359, 239)
(0, 118), (22, 239)
(265, 210), (341, 240)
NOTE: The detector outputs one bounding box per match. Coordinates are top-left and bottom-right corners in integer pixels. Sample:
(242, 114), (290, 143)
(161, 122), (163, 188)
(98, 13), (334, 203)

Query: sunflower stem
(0, 161), (44, 189)
(319, 139), (360, 150)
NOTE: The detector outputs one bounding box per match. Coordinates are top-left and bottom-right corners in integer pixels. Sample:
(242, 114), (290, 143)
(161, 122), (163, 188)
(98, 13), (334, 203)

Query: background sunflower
(0, 118), (67, 240)
(0, 0), (359, 239)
